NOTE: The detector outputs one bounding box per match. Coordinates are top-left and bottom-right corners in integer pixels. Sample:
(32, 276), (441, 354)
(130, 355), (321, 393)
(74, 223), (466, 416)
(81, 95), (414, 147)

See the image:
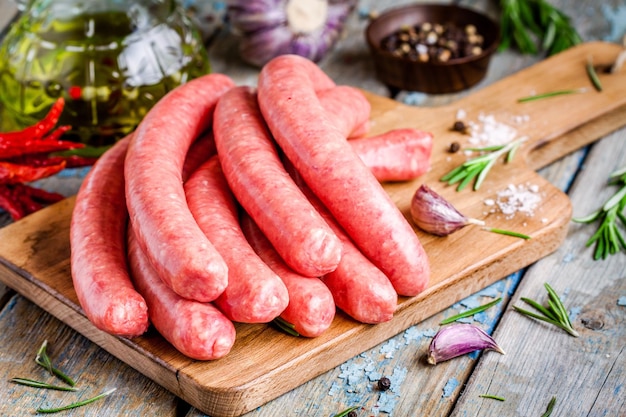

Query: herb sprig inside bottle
(411, 184), (531, 239)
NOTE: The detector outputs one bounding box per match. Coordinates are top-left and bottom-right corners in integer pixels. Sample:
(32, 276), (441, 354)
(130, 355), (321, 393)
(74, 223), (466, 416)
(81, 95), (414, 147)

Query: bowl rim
(365, 2), (501, 67)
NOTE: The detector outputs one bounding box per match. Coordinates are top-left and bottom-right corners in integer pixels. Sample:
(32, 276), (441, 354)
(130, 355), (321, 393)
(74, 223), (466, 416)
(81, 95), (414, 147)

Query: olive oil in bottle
(0, 0), (210, 146)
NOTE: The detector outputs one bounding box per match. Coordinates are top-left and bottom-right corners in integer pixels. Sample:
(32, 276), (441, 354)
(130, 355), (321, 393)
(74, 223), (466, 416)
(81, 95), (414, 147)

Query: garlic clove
(410, 184), (484, 236)
(427, 323), (505, 365)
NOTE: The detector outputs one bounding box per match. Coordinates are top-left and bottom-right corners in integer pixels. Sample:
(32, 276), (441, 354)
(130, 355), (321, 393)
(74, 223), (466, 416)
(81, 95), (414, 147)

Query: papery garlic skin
(226, 0), (357, 67)
(427, 323), (505, 365)
(411, 184), (483, 236)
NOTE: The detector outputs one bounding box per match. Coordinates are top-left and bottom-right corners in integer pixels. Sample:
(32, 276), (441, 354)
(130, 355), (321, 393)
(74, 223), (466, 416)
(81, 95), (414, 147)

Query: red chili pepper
(0, 138), (83, 159)
(68, 86), (82, 100)
(0, 98), (66, 143)
(0, 183), (64, 221)
(0, 185), (25, 220)
(0, 161), (66, 184)
(20, 183), (64, 204)
(5, 153), (95, 168)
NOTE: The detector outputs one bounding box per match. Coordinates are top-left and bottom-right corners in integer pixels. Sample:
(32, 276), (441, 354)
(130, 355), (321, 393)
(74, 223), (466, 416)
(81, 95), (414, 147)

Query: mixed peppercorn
(380, 21), (485, 63)
(0, 98), (96, 220)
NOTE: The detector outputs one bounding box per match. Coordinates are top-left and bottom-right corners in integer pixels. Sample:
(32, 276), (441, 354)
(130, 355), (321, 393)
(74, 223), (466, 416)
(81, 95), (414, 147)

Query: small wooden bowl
(365, 3), (500, 95)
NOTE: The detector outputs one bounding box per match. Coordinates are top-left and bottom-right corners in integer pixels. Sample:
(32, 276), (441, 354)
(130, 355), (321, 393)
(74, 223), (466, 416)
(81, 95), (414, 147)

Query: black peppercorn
(347, 411), (358, 417)
(452, 120), (467, 133)
(377, 376), (391, 391)
(449, 141), (461, 153)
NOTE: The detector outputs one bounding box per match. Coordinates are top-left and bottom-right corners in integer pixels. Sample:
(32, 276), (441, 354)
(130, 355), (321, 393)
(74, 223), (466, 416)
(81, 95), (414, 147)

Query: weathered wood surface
(0, 0), (624, 416)
(2, 40), (624, 417)
(450, 127), (626, 417)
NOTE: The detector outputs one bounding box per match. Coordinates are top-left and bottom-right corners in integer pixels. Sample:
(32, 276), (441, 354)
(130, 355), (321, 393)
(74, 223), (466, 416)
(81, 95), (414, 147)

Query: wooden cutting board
(1, 42), (625, 417)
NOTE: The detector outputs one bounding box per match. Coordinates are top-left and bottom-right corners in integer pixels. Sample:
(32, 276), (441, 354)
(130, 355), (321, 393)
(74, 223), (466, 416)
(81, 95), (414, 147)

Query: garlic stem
(466, 218), (486, 226)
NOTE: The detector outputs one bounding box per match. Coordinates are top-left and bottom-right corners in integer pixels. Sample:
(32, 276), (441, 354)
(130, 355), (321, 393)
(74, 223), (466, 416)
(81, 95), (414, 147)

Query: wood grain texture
(1, 42), (625, 416)
(450, 128), (626, 417)
(0, 295), (184, 417)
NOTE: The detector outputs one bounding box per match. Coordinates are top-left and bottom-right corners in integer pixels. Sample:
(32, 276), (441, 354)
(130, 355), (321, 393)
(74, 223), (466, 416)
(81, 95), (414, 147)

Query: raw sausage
(70, 135), (149, 337)
(182, 131), (217, 182)
(316, 86), (370, 138)
(185, 155), (289, 323)
(213, 85), (342, 277)
(257, 55), (430, 296)
(240, 212), (336, 337)
(348, 128), (433, 182)
(127, 227), (236, 360)
(125, 74), (234, 302)
(286, 161), (397, 323)
(317, 86), (433, 182)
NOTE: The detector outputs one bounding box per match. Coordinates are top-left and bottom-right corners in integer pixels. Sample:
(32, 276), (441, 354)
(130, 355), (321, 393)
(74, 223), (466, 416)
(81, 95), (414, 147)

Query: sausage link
(317, 86), (433, 182)
(349, 128), (433, 182)
(240, 212), (336, 337)
(127, 227), (236, 360)
(185, 155), (289, 323)
(213, 85), (342, 277)
(316, 86), (370, 138)
(286, 161), (397, 323)
(125, 74), (234, 302)
(70, 135), (149, 337)
(258, 55), (430, 296)
(182, 131), (217, 182)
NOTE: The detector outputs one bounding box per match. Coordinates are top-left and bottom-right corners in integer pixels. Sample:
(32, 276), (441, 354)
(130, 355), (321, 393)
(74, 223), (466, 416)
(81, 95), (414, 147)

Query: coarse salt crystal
(484, 183), (542, 219)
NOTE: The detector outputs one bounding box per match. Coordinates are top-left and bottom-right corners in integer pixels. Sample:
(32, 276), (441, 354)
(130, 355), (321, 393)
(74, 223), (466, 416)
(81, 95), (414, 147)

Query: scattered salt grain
(484, 183), (542, 219)
(467, 113), (519, 147)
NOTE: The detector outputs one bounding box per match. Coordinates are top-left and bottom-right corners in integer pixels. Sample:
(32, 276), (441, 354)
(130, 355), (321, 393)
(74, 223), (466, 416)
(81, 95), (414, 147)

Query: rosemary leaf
(479, 394), (506, 401)
(520, 297), (558, 322)
(586, 57), (603, 92)
(35, 340), (76, 387)
(541, 396), (557, 417)
(36, 388), (116, 414)
(272, 317), (300, 337)
(517, 88), (586, 102)
(440, 297), (502, 325)
(10, 378), (78, 392)
(333, 406), (360, 417)
(483, 227), (531, 240)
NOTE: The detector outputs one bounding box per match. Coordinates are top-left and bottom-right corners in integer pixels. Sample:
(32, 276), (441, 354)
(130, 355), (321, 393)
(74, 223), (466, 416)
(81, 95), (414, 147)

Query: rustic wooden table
(1, 0), (625, 416)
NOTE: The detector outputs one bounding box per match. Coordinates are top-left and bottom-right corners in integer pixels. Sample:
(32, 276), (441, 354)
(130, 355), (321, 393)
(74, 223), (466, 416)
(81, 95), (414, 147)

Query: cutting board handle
(367, 41), (626, 172)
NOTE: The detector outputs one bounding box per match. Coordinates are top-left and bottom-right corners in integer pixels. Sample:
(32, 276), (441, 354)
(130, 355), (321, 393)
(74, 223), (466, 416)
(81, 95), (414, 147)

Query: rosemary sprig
(272, 317), (300, 337)
(35, 340), (76, 387)
(36, 388), (117, 414)
(513, 283), (579, 337)
(333, 405), (360, 417)
(541, 396), (557, 417)
(572, 165), (626, 260)
(10, 377), (78, 392)
(517, 88), (587, 102)
(441, 138), (525, 191)
(479, 394), (506, 401)
(499, 0), (581, 56)
(440, 297), (502, 325)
